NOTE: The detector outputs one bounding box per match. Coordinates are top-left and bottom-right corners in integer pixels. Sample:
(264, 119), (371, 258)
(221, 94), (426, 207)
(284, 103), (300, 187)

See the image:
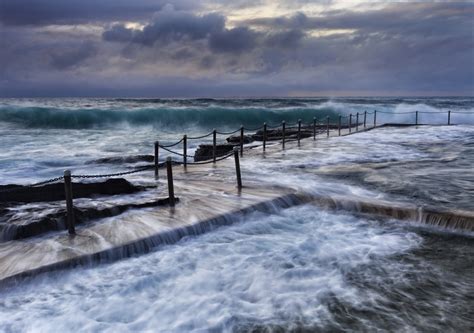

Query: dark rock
(194, 144), (234, 162)
(0, 178), (144, 204)
(0, 197), (179, 241)
(226, 135), (253, 144)
(87, 155), (154, 164)
(225, 124), (347, 144)
(252, 128), (313, 141)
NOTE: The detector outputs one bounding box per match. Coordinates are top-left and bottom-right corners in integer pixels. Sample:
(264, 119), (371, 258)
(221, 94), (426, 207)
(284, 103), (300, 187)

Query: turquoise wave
(0, 106), (341, 129)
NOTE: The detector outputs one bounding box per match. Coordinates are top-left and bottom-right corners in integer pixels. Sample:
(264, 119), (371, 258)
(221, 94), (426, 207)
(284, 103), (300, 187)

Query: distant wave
(0, 106), (342, 129)
(0, 98), (472, 129)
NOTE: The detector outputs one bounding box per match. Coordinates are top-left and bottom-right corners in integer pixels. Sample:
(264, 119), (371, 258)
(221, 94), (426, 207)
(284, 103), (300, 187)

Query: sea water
(0, 97), (473, 332)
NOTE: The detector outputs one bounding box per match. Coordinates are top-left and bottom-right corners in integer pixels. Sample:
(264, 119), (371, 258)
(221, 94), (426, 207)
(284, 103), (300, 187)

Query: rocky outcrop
(194, 144), (235, 162)
(0, 178), (144, 204)
(226, 135), (253, 144)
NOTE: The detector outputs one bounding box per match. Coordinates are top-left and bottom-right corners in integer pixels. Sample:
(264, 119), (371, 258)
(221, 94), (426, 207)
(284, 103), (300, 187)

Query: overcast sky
(0, 0), (473, 97)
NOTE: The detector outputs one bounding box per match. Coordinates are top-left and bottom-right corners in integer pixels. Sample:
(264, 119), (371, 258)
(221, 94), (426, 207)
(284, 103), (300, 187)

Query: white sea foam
(0, 100), (473, 331)
(0, 206), (422, 332)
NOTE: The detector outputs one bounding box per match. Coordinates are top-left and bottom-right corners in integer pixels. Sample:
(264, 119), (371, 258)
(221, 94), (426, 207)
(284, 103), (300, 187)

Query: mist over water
(0, 98), (473, 332)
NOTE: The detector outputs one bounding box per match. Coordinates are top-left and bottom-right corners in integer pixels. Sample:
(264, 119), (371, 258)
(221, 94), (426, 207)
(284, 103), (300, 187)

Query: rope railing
(2, 109), (472, 237)
(180, 151), (235, 165)
(159, 138), (184, 148)
(216, 128), (241, 135)
(0, 176), (65, 193)
(244, 125), (264, 132)
(266, 123), (283, 129)
(71, 165), (157, 179)
(159, 145), (195, 159)
(187, 131), (214, 140)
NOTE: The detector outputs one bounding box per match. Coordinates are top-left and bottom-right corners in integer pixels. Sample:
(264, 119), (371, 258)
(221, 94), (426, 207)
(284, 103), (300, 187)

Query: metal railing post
(282, 121), (286, 149)
(338, 115), (341, 136)
(182, 135), (187, 167)
(233, 147), (242, 189)
(326, 116), (330, 137)
(356, 113), (359, 131)
(166, 157), (175, 207)
(154, 141), (159, 178)
(364, 111), (367, 128)
(263, 122), (267, 152)
(64, 170), (76, 235)
(349, 114), (352, 133)
(297, 119), (302, 145)
(313, 117), (317, 140)
(212, 129), (217, 163)
(240, 125), (244, 156)
(374, 110), (377, 127)
(448, 111), (451, 125)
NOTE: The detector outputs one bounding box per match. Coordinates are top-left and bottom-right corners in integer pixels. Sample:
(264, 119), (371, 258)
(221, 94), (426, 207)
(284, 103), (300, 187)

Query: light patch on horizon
(307, 29), (357, 38)
(124, 22), (146, 31)
(35, 24), (104, 38)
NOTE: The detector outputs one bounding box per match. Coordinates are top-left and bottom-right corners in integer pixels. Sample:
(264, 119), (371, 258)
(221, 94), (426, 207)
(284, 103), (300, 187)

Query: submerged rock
(226, 135), (254, 144)
(194, 144), (234, 162)
(0, 178), (144, 204)
(226, 126), (335, 143)
(87, 155), (154, 164)
(252, 128), (313, 141)
(0, 197), (179, 241)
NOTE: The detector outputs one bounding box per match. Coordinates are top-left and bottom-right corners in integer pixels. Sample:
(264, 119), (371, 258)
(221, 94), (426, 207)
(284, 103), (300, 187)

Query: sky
(0, 0), (473, 97)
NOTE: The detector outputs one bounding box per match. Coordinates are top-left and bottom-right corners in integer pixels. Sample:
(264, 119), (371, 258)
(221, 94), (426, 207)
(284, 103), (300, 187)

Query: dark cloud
(209, 27), (258, 53)
(102, 8), (225, 46)
(49, 41), (97, 69)
(1, 2), (472, 97)
(265, 30), (305, 49)
(136, 11), (224, 45)
(0, 0), (196, 26)
(102, 25), (135, 43)
(102, 8), (257, 54)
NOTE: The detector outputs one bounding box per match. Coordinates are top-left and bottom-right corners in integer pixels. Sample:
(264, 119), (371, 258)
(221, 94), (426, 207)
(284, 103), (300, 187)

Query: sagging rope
(0, 176), (65, 193)
(71, 165), (158, 179)
(159, 138), (184, 148)
(216, 128), (241, 135)
(244, 125), (264, 131)
(0, 150), (237, 193)
(187, 131), (214, 140)
(159, 145), (195, 158)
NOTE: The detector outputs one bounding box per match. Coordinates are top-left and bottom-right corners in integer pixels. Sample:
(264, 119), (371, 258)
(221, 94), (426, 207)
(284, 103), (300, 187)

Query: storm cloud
(103, 8), (225, 46)
(0, 0), (196, 26)
(0, 0), (472, 97)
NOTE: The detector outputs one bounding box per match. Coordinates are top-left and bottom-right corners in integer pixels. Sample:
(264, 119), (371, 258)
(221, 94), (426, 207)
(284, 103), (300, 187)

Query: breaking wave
(0, 97), (472, 129)
(0, 106), (341, 129)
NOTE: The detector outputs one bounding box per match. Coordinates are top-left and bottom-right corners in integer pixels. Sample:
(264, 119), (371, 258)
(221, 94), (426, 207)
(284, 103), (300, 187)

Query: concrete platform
(0, 159), (307, 285)
(1, 124), (473, 286)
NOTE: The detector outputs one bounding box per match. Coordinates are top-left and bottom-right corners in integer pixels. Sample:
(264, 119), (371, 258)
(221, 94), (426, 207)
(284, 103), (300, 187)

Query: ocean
(0, 97), (473, 332)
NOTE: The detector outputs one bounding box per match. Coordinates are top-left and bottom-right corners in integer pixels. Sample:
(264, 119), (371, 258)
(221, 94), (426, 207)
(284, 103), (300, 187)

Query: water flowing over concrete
(1, 125), (473, 286)
(0, 97), (473, 331)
